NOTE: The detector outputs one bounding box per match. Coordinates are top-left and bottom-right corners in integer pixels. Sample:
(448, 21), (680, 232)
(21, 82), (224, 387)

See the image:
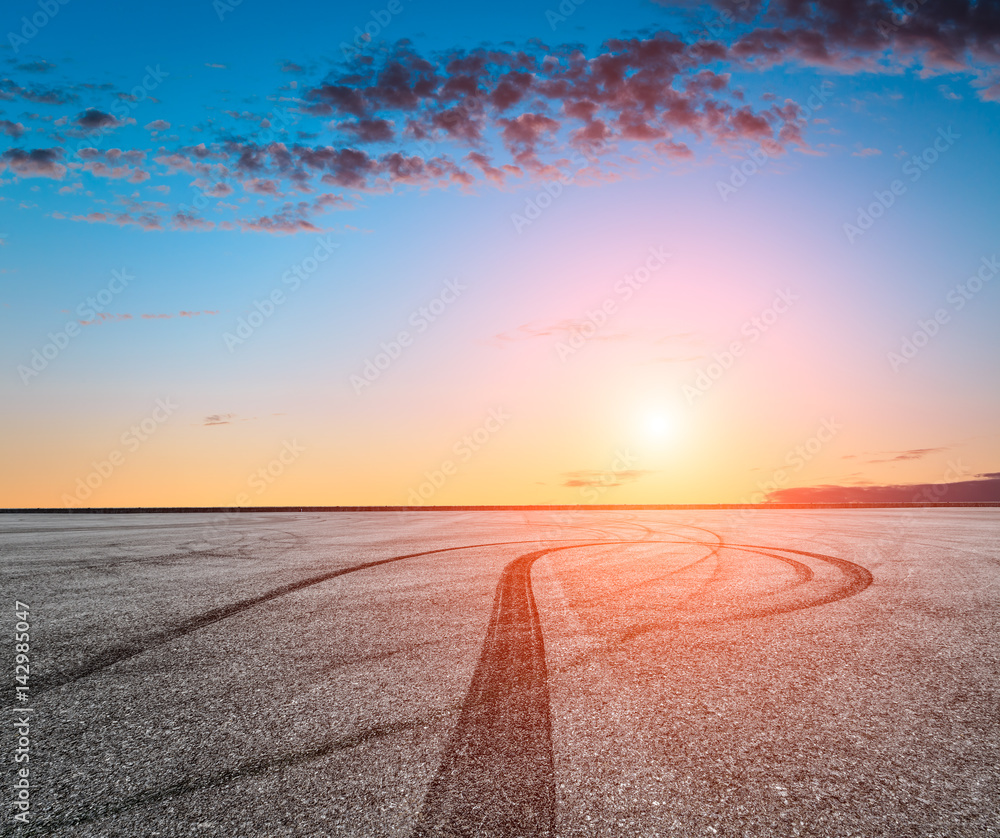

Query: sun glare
(643, 411), (674, 441)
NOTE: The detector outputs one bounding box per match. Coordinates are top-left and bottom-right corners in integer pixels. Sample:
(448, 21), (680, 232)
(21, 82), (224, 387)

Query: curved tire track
(413, 543), (610, 838)
(413, 536), (874, 838)
(36, 539), (582, 694)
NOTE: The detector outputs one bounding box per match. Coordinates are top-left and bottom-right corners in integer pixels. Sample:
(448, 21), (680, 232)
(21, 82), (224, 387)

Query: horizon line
(3, 503), (1000, 514)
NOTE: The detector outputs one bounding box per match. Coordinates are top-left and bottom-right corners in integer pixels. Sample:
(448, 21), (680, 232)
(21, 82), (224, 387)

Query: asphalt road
(1, 510), (997, 837)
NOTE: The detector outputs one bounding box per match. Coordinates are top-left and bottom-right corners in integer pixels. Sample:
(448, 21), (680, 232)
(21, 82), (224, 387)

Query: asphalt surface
(1, 509), (997, 837)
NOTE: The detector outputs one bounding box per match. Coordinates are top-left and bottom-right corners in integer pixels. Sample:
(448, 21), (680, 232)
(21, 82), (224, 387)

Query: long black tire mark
(412, 544), (606, 838)
(27, 718), (434, 834)
(35, 539), (587, 695)
(600, 537), (727, 601)
(726, 543), (874, 608)
(618, 542), (873, 642)
(409, 537), (741, 838)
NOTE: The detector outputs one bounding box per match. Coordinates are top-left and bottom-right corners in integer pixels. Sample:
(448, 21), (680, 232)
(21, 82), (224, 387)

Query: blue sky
(2, 0), (999, 506)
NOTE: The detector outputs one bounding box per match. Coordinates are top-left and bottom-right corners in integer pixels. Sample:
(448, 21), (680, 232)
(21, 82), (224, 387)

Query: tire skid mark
(413, 543), (611, 838)
(725, 543), (874, 608)
(410, 535), (733, 838)
(27, 717), (438, 834)
(617, 542), (873, 643)
(686, 547), (814, 605)
(35, 539), (586, 695)
(602, 541), (726, 601)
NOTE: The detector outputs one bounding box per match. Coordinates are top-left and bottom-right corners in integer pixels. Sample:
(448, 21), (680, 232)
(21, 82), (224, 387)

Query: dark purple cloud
(9, 7), (996, 235)
(0, 78), (77, 105)
(709, 0), (1000, 75)
(74, 109), (123, 131)
(0, 119), (25, 138)
(15, 60), (56, 73)
(767, 472), (1000, 503)
(0, 147), (65, 178)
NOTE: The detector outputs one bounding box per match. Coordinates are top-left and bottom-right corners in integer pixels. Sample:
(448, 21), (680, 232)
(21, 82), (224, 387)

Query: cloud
(339, 118), (395, 143)
(74, 109), (124, 131)
(0, 147), (65, 179)
(78, 312), (133, 325)
(718, 0), (1000, 86)
(79, 309), (218, 324)
(562, 469), (653, 488)
(301, 36), (806, 166)
(0, 78), (77, 105)
(0, 120), (25, 138)
(766, 472), (1000, 503)
(172, 211), (215, 231)
(16, 10), (1000, 235)
(149, 34), (804, 221)
(203, 414), (235, 425)
(243, 177), (282, 195)
(238, 202), (321, 233)
(15, 60), (56, 73)
(69, 210), (162, 230)
(76, 147), (151, 183)
(862, 446), (950, 464)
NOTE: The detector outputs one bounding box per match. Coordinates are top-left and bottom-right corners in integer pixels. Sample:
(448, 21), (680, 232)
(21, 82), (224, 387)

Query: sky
(1, 0), (999, 507)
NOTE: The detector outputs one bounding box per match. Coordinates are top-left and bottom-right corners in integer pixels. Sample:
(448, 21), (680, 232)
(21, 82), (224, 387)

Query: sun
(641, 410), (675, 442)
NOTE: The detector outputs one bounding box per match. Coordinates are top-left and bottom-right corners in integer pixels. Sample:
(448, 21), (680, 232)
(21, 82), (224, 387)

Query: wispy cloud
(79, 310), (219, 325)
(562, 469), (653, 488)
